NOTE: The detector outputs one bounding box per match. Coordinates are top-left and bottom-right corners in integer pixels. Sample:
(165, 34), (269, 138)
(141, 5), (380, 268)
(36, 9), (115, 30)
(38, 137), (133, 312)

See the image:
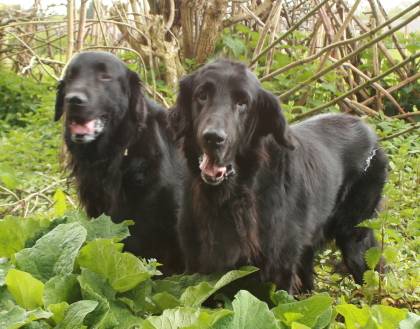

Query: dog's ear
(256, 89), (295, 150)
(54, 80), (65, 121)
(169, 73), (194, 141)
(127, 69), (147, 125)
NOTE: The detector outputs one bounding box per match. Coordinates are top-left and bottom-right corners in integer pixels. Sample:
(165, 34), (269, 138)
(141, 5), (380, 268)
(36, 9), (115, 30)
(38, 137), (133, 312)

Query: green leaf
(180, 266), (259, 307)
(273, 294), (333, 329)
(55, 300), (98, 329)
(43, 274), (80, 306)
(336, 304), (371, 329)
(119, 280), (154, 314)
(77, 239), (157, 293)
(363, 270), (379, 287)
(78, 269), (143, 329)
(47, 302), (69, 325)
(152, 292), (181, 311)
(143, 307), (231, 329)
(14, 222), (87, 282)
(5, 269), (44, 310)
(365, 247), (381, 270)
(0, 216), (51, 258)
(0, 306), (51, 329)
(81, 214), (133, 242)
(270, 290), (295, 306)
(77, 269), (112, 329)
(383, 246), (398, 263)
(222, 35), (246, 57)
(371, 305), (408, 329)
(0, 305), (27, 329)
(229, 290), (280, 329)
(53, 189), (67, 217)
(0, 261), (12, 286)
(399, 312), (420, 329)
(0, 164), (19, 189)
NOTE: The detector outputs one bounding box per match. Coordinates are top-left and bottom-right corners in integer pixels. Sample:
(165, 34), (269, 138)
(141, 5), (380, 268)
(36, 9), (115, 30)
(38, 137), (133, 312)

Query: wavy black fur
(55, 51), (184, 273)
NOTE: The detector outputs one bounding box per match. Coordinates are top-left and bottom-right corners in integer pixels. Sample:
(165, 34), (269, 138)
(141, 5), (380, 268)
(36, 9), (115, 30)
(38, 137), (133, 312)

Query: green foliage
(0, 70), (44, 131)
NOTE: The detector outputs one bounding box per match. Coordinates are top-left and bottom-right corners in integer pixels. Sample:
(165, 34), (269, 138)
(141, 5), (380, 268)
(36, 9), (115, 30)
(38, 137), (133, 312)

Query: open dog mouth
(68, 118), (105, 144)
(198, 154), (235, 186)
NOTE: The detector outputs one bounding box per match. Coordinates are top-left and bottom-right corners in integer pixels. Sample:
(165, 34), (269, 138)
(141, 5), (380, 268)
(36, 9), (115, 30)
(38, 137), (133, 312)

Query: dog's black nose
(65, 92), (88, 106)
(203, 128), (227, 147)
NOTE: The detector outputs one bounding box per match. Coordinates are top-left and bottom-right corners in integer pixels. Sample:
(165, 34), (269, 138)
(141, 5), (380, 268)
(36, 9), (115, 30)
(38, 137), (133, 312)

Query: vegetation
(0, 0), (419, 328)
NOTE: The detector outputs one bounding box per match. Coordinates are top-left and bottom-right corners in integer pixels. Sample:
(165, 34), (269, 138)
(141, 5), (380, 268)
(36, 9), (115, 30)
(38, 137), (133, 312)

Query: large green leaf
(5, 269), (44, 310)
(78, 269), (142, 329)
(371, 305), (408, 329)
(77, 269), (113, 329)
(55, 300), (98, 329)
(335, 304), (371, 329)
(0, 305), (27, 329)
(65, 212), (133, 242)
(77, 239), (157, 292)
(154, 266), (258, 308)
(47, 302), (69, 325)
(400, 312), (420, 329)
(14, 222), (87, 282)
(143, 307), (231, 329)
(43, 274), (80, 306)
(228, 290), (280, 329)
(272, 294), (333, 329)
(0, 216), (51, 258)
(0, 306), (51, 329)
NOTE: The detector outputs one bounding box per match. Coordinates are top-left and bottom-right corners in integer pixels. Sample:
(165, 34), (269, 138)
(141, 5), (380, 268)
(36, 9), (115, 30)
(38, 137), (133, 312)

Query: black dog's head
(171, 59), (294, 186)
(55, 51), (145, 145)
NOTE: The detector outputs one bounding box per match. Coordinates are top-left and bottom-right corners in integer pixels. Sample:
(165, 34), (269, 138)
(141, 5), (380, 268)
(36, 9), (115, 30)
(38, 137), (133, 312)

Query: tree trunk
(195, 0), (228, 64)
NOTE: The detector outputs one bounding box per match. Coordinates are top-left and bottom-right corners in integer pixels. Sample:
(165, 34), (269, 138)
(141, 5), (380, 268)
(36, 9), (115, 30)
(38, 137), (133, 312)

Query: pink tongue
(199, 154), (227, 178)
(69, 120), (96, 135)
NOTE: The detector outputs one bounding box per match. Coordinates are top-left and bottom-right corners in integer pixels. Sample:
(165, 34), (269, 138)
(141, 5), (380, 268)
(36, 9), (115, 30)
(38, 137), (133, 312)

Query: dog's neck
(67, 103), (167, 218)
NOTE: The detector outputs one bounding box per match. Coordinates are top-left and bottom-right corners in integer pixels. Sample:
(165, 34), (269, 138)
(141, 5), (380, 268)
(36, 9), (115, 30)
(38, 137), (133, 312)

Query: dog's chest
(192, 183), (259, 271)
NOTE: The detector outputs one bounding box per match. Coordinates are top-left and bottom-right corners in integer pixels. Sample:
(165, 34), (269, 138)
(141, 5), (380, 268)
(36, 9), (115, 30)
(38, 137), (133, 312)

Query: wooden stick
(290, 53), (419, 121)
(279, 8), (420, 100)
(250, 0), (330, 66)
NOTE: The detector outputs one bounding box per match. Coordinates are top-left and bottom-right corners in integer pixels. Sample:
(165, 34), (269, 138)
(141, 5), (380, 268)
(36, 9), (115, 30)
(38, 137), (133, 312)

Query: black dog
(170, 59), (388, 292)
(55, 51), (184, 274)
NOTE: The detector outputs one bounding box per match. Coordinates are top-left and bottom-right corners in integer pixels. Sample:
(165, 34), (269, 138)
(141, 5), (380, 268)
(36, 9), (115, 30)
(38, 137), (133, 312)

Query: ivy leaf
(5, 269), (44, 310)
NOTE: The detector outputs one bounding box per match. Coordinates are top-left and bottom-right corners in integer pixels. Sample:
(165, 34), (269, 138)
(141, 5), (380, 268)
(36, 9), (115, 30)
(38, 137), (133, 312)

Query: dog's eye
(234, 93), (248, 112)
(99, 73), (112, 81)
(196, 90), (207, 103)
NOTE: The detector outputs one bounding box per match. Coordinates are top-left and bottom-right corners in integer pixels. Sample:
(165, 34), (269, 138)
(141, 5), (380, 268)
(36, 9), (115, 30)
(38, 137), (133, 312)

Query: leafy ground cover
(0, 70), (419, 328)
